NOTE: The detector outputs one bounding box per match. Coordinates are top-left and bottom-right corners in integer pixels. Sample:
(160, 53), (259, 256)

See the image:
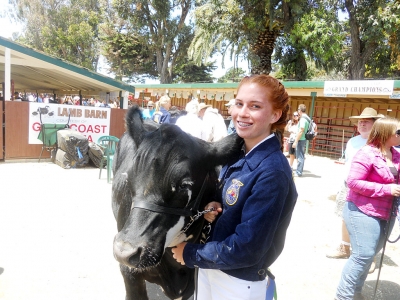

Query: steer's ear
(206, 134), (243, 166)
(125, 105), (148, 147)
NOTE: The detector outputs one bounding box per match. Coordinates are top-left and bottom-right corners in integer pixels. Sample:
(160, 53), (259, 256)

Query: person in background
(225, 98), (236, 135)
(13, 92), (22, 101)
(27, 93), (35, 102)
(141, 100), (155, 119)
(152, 95), (171, 124)
(198, 103), (227, 142)
(176, 100), (205, 140)
(335, 116), (399, 300)
(168, 106), (182, 124)
(100, 100), (110, 108)
(37, 93), (43, 103)
(172, 74), (297, 300)
(326, 108), (383, 275)
(292, 104), (309, 177)
(285, 111), (299, 169)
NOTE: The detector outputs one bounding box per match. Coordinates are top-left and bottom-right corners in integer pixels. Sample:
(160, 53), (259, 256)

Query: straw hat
(349, 107), (384, 125)
(198, 103), (212, 111)
(147, 101), (154, 107)
(225, 99), (236, 107)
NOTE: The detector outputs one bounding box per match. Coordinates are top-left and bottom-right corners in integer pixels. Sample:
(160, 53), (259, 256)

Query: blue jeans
(295, 140), (306, 176)
(335, 201), (395, 299)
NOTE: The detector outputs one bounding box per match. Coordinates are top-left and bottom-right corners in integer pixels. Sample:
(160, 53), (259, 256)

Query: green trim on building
(134, 83), (239, 90)
(134, 80), (399, 90)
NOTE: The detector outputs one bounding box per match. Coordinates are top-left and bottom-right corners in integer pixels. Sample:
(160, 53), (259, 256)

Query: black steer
(112, 106), (242, 300)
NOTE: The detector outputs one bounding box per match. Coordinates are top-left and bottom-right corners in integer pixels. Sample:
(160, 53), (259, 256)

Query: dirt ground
(0, 155), (399, 300)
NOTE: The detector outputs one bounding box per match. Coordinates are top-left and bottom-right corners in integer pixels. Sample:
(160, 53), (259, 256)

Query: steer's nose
(113, 238), (142, 267)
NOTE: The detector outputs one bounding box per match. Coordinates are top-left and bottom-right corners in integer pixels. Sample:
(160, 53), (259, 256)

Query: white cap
(225, 99), (235, 107)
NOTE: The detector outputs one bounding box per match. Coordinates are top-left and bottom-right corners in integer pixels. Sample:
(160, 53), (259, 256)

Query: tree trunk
(345, 0), (377, 80)
(250, 29), (279, 75)
(295, 51), (307, 81)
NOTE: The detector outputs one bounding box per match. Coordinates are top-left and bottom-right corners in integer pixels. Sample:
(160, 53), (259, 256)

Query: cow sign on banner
(28, 103), (111, 144)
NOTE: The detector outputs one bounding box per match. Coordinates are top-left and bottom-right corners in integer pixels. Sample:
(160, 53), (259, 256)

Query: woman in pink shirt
(335, 117), (400, 300)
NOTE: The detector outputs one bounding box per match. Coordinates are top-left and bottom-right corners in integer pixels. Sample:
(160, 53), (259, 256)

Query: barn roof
(0, 36), (135, 96)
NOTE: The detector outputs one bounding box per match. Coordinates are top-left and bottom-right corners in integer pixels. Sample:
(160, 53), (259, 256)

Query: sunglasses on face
(396, 129), (400, 135)
(293, 114), (298, 117)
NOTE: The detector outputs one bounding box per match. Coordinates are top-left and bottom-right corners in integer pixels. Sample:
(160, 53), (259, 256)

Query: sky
(0, 4), (249, 84)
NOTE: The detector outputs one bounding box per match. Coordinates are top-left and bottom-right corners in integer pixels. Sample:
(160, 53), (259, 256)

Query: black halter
(133, 173), (210, 217)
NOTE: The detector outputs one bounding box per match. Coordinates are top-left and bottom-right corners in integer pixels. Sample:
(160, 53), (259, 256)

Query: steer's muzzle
(113, 235), (161, 270)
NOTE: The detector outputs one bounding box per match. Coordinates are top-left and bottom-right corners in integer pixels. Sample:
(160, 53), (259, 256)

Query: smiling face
(232, 82), (282, 152)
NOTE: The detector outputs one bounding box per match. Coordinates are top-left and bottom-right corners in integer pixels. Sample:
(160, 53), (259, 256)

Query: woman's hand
(204, 201), (222, 223)
(390, 184), (400, 197)
(172, 242), (187, 265)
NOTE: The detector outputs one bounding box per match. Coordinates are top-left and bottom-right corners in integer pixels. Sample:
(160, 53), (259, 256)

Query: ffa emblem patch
(225, 179), (243, 205)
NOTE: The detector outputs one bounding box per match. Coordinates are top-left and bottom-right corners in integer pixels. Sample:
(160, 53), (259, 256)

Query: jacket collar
(231, 135), (281, 171)
(245, 135), (281, 171)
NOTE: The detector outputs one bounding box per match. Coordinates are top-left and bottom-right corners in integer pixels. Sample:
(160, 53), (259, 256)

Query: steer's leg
(120, 264), (149, 300)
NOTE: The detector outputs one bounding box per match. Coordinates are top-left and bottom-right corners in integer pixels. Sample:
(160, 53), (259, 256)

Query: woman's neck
(381, 145), (392, 157)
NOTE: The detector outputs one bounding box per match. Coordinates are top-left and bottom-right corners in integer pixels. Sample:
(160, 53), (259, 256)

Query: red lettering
(78, 124), (86, 133)
(32, 122), (41, 131)
(101, 125), (107, 133)
(87, 135), (93, 142)
(86, 125), (94, 133)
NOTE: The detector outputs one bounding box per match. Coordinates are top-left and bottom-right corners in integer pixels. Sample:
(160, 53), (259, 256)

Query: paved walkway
(0, 156), (399, 300)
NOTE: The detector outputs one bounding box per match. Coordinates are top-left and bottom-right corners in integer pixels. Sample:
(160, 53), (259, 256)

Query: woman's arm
(347, 148), (393, 197)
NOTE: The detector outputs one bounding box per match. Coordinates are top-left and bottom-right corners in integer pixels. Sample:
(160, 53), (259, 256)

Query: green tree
(334, 0), (400, 79)
(283, 4), (346, 78)
(173, 61), (216, 83)
(8, 0), (104, 71)
(102, 0), (197, 84)
(189, 0), (309, 76)
(217, 67), (247, 82)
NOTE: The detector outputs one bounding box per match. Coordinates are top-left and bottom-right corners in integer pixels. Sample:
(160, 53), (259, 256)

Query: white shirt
(344, 135), (368, 178)
(176, 113), (206, 140)
(202, 108), (228, 142)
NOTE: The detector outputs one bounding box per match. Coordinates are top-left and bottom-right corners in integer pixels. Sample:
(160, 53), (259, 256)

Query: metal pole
(306, 92), (317, 155)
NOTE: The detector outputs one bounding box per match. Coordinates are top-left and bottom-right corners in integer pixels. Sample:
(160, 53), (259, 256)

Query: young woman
(172, 75), (298, 300)
(335, 116), (400, 300)
(285, 111), (299, 168)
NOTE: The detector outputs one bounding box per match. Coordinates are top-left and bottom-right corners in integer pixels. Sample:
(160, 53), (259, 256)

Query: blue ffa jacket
(183, 134), (298, 281)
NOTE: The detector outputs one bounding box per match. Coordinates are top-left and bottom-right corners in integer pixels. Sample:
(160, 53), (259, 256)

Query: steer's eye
(179, 180), (193, 190)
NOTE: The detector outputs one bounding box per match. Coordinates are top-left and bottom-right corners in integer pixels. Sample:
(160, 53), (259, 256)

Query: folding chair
(98, 136), (120, 183)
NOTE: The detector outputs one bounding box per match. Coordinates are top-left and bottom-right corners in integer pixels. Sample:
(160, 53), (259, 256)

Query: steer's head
(112, 106), (241, 271)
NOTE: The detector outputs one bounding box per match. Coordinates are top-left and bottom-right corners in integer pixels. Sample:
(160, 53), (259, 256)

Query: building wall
(3, 95), (400, 161)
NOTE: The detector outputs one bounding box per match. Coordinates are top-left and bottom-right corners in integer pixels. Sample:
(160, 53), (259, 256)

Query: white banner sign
(324, 80), (394, 95)
(29, 103), (111, 144)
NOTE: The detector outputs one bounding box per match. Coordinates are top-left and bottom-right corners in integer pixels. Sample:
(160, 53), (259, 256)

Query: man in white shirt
(198, 103), (227, 142)
(176, 100), (205, 140)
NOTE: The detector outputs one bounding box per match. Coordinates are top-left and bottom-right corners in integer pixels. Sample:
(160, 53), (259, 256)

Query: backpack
(302, 115), (316, 140)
